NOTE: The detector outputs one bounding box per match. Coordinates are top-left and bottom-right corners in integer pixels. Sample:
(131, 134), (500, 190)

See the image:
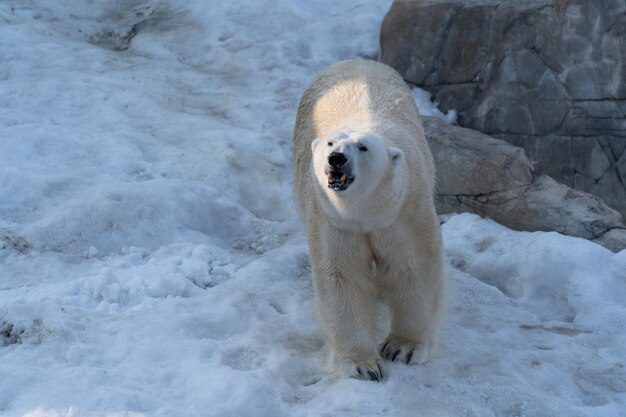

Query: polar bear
(293, 60), (445, 381)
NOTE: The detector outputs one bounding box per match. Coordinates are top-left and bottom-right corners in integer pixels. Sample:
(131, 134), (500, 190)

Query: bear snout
(328, 152), (347, 169)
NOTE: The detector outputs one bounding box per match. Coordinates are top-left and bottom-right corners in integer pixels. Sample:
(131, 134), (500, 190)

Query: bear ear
(311, 138), (321, 153)
(389, 147), (404, 164)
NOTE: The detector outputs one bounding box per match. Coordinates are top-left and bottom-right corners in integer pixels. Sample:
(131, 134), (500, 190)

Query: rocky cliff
(380, 0), (626, 217)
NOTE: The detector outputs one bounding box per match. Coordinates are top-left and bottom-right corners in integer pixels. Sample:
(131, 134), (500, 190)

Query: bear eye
(359, 145), (368, 152)
(327, 142), (333, 147)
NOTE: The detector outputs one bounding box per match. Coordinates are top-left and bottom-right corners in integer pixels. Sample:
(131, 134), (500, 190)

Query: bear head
(310, 129), (406, 230)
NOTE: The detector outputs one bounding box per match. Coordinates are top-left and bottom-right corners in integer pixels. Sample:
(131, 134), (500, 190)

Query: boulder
(380, 0), (626, 218)
(424, 117), (626, 252)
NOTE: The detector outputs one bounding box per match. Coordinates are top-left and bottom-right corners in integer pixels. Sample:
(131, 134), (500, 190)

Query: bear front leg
(310, 230), (383, 381)
(315, 269), (383, 381)
(380, 241), (445, 365)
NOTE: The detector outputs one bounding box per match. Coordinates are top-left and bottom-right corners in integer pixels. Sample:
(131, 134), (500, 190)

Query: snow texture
(411, 87), (457, 124)
(0, 1), (624, 416)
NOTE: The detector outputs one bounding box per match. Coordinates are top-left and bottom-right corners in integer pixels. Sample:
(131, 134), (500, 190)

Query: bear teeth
(327, 171), (353, 191)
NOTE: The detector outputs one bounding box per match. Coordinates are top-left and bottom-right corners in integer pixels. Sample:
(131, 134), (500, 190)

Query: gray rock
(594, 228), (626, 253)
(618, 150), (626, 183)
(497, 134), (574, 187)
(572, 138), (612, 181)
(423, 117), (626, 251)
(380, 0), (626, 217)
(459, 175), (625, 244)
(426, 118), (533, 196)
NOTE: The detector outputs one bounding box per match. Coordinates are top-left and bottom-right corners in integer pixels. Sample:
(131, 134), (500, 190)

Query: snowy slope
(1, 1), (625, 416)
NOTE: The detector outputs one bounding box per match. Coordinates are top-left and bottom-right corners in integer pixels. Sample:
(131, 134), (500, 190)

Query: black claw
(391, 349), (401, 362)
(367, 370), (379, 382)
(405, 349), (414, 364)
(356, 366), (363, 377)
(384, 346), (394, 359)
(377, 363), (383, 378)
(380, 340), (389, 355)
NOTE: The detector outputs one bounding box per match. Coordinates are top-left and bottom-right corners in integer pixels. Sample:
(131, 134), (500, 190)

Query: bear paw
(336, 357), (384, 382)
(379, 336), (432, 365)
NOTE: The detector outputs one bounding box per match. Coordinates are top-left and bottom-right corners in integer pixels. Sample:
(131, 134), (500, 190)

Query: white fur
(310, 130), (406, 231)
(293, 60), (445, 381)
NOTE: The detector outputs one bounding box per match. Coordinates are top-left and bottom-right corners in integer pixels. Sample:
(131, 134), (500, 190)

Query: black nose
(328, 152), (347, 168)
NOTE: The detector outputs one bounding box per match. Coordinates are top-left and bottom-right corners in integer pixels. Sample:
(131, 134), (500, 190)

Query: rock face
(380, 0), (626, 218)
(424, 117), (626, 252)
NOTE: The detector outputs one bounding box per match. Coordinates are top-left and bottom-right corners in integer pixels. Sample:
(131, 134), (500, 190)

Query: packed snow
(1, 1), (625, 416)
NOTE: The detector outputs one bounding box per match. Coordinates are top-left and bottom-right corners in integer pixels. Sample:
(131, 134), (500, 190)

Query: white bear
(293, 60), (445, 381)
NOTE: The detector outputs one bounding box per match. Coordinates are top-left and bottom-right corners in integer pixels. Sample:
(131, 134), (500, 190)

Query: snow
(411, 87), (457, 124)
(0, 0), (625, 416)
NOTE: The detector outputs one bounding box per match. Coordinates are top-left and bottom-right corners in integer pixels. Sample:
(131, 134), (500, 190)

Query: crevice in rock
(570, 97), (625, 102)
(619, 147), (626, 162)
(439, 183), (528, 205)
(607, 157), (626, 192)
(591, 225), (626, 240)
(502, 4), (553, 36)
(570, 114), (626, 121)
(427, 81), (477, 87)
(530, 45), (561, 78)
(492, 131), (625, 138)
(550, 107), (570, 136)
(605, 139), (620, 162)
(594, 164), (614, 185)
(598, 138), (623, 179)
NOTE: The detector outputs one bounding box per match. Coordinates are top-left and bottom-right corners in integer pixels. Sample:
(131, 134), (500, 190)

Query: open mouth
(327, 171), (354, 191)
